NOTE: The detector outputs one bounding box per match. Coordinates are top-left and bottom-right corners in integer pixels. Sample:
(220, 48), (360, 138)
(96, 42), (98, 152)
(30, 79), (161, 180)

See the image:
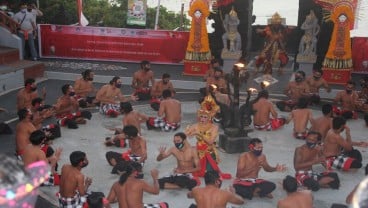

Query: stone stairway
(0, 46), (44, 94)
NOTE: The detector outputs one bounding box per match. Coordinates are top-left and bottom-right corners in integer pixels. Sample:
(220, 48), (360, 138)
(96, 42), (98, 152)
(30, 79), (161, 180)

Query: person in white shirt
(12, 3), (38, 61)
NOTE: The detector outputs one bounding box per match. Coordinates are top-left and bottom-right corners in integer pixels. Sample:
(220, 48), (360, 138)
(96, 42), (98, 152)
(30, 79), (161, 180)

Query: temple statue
(296, 10), (320, 63)
(221, 7), (242, 59)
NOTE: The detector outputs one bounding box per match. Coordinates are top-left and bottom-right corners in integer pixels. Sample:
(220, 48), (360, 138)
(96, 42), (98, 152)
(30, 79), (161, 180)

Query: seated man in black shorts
(156, 132), (200, 190)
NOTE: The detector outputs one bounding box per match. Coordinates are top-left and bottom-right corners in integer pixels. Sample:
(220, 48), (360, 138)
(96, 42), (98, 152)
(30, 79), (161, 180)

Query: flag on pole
(77, 0), (89, 26)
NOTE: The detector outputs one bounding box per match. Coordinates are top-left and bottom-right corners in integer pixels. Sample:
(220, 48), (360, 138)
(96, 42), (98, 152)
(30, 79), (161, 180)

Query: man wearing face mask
(188, 170), (245, 208)
(356, 77), (368, 113)
(276, 71), (310, 112)
(54, 84), (92, 129)
(59, 151), (92, 208)
(294, 131), (340, 191)
(74, 69), (98, 108)
(15, 108), (37, 158)
(306, 69), (331, 105)
(233, 138), (286, 199)
(132, 60), (155, 101)
(150, 73), (176, 111)
(323, 117), (367, 172)
(12, 2), (38, 61)
(206, 68), (228, 94)
(156, 132), (201, 191)
(16, 78), (45, 111)
(333, 80), (359, 119)
(96, 76), (136, 117)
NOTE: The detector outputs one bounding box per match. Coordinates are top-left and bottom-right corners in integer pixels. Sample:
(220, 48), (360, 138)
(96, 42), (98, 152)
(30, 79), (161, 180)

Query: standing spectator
(12, 2), (38, 60)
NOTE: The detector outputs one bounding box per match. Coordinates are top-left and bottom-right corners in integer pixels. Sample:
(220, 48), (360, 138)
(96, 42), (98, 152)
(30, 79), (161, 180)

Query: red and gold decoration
(315, 0), (357, 84)
(183, 0), (211, 76)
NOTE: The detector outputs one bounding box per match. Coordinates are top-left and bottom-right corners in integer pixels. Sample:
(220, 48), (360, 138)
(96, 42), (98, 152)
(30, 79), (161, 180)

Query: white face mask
(21, 8), (27, 13)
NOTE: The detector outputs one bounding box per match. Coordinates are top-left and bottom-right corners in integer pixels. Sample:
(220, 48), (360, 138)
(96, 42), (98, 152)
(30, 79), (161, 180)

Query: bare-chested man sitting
(54, 84), (92, 129)
(294, 131), (340, 191)
(252, 90), (285, 131)
(206, 68), (228, 94)
(132, 60), (155, 101)
(106, 125), (147, 177)
(305, 69), (331, 105)
(323, 117), (366, 171)
(310, 104), (333, 141)
(188, 171), (245, 208)
(74, 69), (97, 108)
(156, 132), (200, 190)
(23, 130), (62, 186)
(105, 102), (148, 147)
(150, 73), (175, 111)
(107, 166), (168, 208)
(356, 77), (368, 113)
(58, 151), (92, 208)
(147, 89), (181, 131)
(15, 108), (36, 157)
(16, 78), (45, 111)
(96, 76), (135, 117)
(333, 80), (359, 119)
(277, 175), (313, 208)
(286, 97), (313, 140)
(203, 59), (221, 81)
(276, 71), (310, 112)
(233, 138), (286, 200)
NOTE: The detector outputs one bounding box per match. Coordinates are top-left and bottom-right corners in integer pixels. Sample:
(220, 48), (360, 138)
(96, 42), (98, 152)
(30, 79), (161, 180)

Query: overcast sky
(147, 0), (368, 36)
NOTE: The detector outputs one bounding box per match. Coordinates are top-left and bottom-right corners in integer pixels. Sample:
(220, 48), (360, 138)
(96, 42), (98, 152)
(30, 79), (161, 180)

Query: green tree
(35, 0), (188, 30)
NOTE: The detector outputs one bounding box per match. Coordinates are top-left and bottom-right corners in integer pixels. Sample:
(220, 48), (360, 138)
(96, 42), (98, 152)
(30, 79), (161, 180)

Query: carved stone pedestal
(219, 127), (253, 153)
(219, 134), (251, 153)
(221, 50), (241, 74)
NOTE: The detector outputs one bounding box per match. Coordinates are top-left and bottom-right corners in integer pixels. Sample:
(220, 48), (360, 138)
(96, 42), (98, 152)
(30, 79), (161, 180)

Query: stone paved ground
(1, 58), (367, 208)
(38, 102), (368, 208)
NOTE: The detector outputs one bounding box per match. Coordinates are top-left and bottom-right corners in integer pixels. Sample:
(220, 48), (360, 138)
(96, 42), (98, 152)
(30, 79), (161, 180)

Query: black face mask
(144, 67), (150, 71)
(253, 149), (262, 157)
(306, 141), (316, 149)
(31, 86), (37, 92)
(346, 89), (352, 94)
(115, 83), (122, 88)
(175, 142), (184, 150)
(69, 92), (76, 96)
(27, 8), (32, 12)
(81, 161), (88, 168)
(295, 77), (303, 83)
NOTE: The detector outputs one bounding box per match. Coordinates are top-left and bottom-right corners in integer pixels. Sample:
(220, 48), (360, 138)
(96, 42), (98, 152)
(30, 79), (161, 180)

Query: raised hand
(151, 169), (159, 180)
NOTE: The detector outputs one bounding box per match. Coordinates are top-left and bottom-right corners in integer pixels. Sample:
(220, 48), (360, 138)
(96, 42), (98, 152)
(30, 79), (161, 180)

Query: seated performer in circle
(277, 175), (314, 208)
(187, 171), (245, 208)
(323, 117), (367, 171)
(233, 138), (286, 200)
(147, 89), (181, 131)
(156, 132), (201, 191)
(106, 125), (146, 177)
(252, 90), (286, 131)
(106, 166), (168, 208)
(294, 131), (340, 191)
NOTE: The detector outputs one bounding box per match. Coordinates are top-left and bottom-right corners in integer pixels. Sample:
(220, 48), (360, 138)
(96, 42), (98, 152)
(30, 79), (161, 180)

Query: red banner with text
(38, 24), (189, 64)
